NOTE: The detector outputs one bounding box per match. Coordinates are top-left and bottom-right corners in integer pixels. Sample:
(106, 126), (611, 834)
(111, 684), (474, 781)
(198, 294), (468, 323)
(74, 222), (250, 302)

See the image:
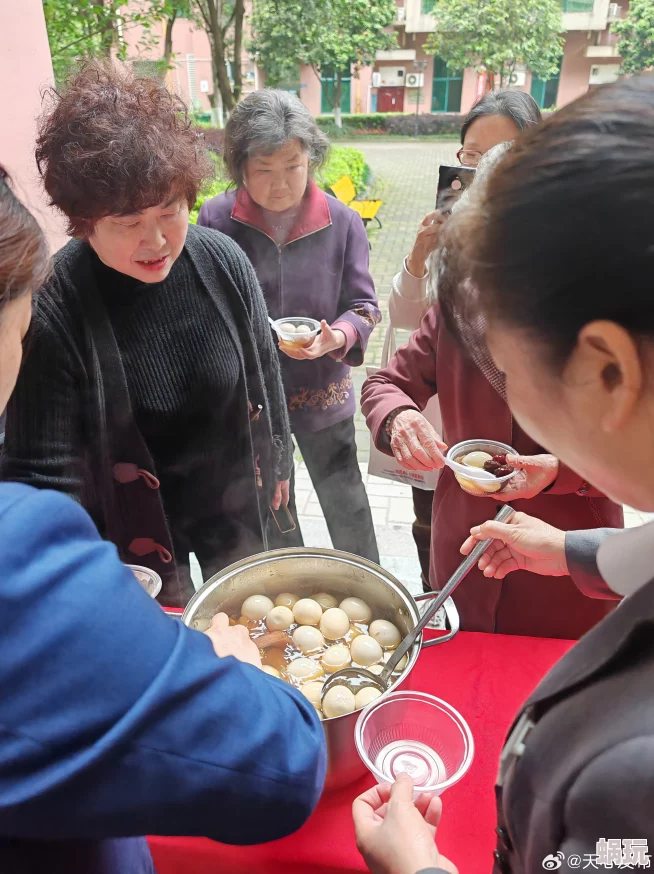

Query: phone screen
(436, 165), (476, 215)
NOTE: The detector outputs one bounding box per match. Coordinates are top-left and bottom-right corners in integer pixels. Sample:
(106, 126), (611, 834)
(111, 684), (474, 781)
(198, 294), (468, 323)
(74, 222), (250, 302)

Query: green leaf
(249, 0), (397, 95)
(424, 0), (564, 84)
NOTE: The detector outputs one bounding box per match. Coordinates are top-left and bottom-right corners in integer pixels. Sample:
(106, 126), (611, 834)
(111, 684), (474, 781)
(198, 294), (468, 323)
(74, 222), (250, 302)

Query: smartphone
(269, 501), (297, 535)
(436, 165), (476, 216)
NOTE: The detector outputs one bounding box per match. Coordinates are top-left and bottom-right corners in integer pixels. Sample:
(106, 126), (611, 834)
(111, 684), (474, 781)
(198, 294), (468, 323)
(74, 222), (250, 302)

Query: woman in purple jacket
(198, 90), (381, 561)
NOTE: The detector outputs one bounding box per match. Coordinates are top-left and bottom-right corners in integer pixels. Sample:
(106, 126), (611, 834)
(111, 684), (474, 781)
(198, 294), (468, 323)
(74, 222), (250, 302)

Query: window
(431, 57), (463, 112)
(530, 57), (562, 109)
(561, 0), (594, 11)
(321, 69), (352, 114)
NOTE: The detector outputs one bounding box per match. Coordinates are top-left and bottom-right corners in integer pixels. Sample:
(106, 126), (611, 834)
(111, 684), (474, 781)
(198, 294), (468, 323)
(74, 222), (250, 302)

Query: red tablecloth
(148, 630), (573, 874)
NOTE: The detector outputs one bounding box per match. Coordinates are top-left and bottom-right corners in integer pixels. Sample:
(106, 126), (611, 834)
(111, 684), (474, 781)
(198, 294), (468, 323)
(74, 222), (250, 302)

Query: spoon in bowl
(440, 453), (497, 480)
(268, 316), (282, 336)
(321, 504), (516, 703)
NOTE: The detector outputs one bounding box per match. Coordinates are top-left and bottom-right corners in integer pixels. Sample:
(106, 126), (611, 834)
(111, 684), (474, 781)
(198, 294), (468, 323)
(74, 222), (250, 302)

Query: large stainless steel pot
(182, 547), (458, 790)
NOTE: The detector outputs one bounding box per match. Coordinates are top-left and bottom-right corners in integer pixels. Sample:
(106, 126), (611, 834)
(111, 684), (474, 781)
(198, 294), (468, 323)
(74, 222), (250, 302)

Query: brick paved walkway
(296, 140), (459, 593)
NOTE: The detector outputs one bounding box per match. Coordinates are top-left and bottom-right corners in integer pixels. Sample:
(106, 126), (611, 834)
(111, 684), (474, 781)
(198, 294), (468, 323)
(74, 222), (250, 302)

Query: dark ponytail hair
(460, 90), (542, 144)
(0, 167), (50, 312)
(441, 74), (654, 369)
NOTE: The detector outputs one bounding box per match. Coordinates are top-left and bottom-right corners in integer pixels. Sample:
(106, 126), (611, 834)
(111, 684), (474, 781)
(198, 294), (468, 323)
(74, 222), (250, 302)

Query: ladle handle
(380, 504), (515, 683)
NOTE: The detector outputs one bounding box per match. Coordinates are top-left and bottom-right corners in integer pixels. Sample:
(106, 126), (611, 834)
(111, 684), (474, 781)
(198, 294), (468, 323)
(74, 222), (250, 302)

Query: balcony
(562, 0), (610, 29)
(585, 44), (621, 56)
(376, 49), (417, 60)
(607, 2), (623, 20)
(404, 0), (437, 33)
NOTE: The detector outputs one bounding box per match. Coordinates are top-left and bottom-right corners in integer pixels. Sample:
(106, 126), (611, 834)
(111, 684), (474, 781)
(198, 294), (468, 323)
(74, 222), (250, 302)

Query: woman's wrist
(405, 254), (428, 280)
(385, 407), (413, 438)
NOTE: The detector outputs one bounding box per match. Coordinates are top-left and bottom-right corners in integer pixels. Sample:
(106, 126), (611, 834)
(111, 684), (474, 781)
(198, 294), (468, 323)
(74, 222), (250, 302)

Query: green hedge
(316, 112), (390, 131)
(317, 146), (368, 193)
(190, 144), (369, 223)
(316, 111), (465, 137)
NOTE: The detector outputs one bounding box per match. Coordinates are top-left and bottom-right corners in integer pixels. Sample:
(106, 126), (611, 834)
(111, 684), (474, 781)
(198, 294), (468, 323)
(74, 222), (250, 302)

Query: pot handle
(413, 592), (460, 647)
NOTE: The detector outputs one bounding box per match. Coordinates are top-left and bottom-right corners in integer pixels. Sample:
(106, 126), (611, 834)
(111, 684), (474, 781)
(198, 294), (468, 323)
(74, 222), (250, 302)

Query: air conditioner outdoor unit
(405, 72), (424, 88)
(509, 70), (527, 86)
(372, 72), (382, 87)
(607, 2), (621, 17)
(396, 6), (406, 20)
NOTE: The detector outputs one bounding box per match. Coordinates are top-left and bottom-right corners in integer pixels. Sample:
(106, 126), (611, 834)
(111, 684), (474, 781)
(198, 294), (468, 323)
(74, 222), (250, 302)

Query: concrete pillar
(1, 0), (67, 250)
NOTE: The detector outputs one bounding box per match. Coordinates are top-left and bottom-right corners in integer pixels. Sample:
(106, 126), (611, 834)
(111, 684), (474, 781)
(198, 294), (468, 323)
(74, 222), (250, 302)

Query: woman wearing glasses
(389, 91), (542, 333)
(363, 91), (623, 638)
(388, 92), (544, 595)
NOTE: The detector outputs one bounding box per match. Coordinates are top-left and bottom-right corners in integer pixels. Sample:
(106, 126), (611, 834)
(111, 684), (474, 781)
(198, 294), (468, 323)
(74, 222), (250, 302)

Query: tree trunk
(208, 88), (223, 127)
(206, 0), (236, 113)
(333, 72), (343, 128)
(232, 0), (245, 103)
(163, 11), (178, 69)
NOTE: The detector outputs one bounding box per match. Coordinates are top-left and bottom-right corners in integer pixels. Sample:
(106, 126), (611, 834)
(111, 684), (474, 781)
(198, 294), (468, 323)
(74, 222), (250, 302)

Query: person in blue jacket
(0, 165), (326, 872)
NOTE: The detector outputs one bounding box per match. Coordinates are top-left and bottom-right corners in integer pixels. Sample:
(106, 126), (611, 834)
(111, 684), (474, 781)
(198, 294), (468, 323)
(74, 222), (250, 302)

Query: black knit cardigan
(3, 225), (293, 606)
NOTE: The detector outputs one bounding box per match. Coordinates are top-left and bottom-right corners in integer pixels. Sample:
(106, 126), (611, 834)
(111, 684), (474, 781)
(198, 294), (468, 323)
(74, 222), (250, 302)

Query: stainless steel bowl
(182, 547), (456, 790)
(126, 564), (163, 599)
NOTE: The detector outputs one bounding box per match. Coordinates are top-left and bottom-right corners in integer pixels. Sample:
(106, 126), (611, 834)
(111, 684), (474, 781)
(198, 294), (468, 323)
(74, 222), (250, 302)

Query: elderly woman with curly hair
(198, 89), (381, 561)
(2, 61), (293, 606)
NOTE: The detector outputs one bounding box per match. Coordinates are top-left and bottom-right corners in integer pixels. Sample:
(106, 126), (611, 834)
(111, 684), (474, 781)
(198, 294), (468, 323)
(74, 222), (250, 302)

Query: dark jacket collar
(528, 568), (654, 710)
(230, 180), (332, 245)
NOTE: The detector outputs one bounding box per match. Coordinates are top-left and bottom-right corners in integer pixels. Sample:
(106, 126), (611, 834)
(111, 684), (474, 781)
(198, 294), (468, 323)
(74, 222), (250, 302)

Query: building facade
(322, 0), (627, 117)
(125, 0), (626, 119)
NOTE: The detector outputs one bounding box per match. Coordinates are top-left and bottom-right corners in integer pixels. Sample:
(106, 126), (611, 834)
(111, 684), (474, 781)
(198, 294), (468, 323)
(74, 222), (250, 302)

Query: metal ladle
(321, 504), (515, 703)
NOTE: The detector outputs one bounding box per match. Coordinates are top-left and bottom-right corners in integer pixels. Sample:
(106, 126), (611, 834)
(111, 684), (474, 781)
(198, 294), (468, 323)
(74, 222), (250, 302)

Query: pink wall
(1, 0), (67, 250)
(557, 32), (593, 107)
(460, 69), (480, 114)
(124, 5), (259, 113)
(166, 20), (214, 111)
(300, 65), (323, 116)
(354, 65), (373, 114)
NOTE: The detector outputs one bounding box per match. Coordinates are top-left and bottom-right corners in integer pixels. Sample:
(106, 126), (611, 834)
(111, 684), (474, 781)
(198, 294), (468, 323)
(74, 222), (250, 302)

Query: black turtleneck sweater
(93, 248), (252, 571)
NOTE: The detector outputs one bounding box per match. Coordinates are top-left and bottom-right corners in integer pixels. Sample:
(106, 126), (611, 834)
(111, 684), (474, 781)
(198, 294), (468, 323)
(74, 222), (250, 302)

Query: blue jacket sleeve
(0, 484), (326, 843)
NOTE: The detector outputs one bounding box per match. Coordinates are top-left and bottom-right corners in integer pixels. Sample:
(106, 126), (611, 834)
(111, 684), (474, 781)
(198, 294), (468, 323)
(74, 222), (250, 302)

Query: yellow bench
(329, 175), (383, 229)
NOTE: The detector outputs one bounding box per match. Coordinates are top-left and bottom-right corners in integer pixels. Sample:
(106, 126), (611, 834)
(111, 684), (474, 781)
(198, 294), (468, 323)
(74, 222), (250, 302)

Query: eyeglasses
(457, 148), (483, 167)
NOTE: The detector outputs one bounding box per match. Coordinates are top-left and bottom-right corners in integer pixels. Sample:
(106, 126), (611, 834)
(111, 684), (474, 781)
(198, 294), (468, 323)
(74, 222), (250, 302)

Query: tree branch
(51, 15), (144, 56)
(221, 4), (236, 37)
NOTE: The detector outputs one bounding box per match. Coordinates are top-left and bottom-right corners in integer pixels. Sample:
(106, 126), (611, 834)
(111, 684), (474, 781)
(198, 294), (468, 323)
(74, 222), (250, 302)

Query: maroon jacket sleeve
(547, 462), (609, 499)
(361, 305), (439, 452)
(330, 211), (381, 366)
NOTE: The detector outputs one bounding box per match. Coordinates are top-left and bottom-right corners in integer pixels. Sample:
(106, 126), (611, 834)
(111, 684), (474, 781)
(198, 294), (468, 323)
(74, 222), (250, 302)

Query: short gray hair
(223, 89), (330, 186)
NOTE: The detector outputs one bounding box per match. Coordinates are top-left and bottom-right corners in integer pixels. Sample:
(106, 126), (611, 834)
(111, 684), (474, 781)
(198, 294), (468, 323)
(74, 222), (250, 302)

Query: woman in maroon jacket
(198, 90), (381, 561)
(361, 149), (623, 639)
